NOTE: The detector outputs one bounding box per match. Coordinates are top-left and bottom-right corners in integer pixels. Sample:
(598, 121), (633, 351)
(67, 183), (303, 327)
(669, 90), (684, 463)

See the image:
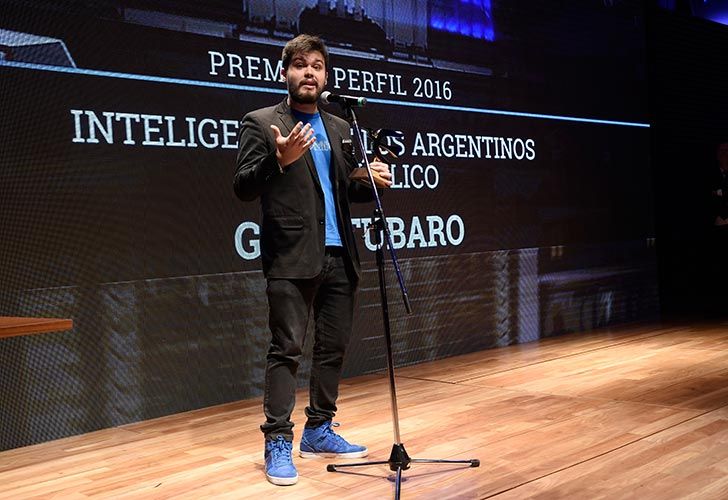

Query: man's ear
(280, 67), (287, 83)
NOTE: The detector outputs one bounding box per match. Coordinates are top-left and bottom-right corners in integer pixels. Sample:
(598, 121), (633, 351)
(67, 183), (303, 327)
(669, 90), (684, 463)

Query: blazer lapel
(323, 111), (346, 185)
(275, 100), (322, 195)
(322, 111), (352, 219)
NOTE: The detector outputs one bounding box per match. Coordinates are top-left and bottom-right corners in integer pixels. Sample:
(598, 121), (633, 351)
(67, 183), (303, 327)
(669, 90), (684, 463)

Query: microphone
(320, 91), (367, 108)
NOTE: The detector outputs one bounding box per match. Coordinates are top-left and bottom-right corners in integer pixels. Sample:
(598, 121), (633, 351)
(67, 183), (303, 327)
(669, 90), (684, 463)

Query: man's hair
(281, 34), (329, 70)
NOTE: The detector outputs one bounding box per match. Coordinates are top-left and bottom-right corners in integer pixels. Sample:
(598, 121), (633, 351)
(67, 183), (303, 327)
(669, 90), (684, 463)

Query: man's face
(282, 50), (327, 105)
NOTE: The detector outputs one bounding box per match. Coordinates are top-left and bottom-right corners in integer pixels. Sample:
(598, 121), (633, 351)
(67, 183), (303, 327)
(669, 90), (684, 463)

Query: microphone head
(319, 91), (367, 108)
(320, 90), (333, 105)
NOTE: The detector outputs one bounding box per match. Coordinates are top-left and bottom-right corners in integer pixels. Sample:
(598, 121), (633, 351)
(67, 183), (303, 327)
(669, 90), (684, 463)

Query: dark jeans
(261, 247), (356, 441)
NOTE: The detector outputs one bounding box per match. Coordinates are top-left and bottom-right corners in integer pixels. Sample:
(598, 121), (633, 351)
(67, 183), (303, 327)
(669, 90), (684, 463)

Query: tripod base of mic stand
(327, 443), (479, 499)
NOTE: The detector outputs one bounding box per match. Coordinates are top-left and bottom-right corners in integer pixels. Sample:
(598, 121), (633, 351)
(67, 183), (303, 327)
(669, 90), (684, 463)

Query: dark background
(648, 5), (728, 317)
(4, 0), (720, 450)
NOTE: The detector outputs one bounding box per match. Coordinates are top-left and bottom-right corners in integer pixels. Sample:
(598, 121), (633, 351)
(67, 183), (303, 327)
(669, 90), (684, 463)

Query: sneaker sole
(266, 472), (298, 486)
(299, 449), (368, 459)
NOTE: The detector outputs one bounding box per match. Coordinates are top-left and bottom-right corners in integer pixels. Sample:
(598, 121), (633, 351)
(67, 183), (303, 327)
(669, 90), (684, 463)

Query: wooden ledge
(0, 317), (74, 339)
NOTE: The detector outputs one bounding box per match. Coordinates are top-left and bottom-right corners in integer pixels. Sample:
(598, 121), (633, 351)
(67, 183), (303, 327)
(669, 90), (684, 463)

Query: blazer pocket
(271, 216), (304, 230)
(263, 216), (304, 256)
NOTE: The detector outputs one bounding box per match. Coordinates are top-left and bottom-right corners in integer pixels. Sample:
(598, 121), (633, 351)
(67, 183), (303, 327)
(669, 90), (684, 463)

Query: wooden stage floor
(2, 322), (728, 499)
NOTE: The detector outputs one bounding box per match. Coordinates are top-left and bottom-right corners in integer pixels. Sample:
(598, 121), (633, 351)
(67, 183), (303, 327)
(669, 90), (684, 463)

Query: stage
(1, 321), (727, 498)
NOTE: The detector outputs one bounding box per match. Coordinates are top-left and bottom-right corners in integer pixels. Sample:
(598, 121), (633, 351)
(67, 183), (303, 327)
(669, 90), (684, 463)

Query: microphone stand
(327, 103), (479, 499)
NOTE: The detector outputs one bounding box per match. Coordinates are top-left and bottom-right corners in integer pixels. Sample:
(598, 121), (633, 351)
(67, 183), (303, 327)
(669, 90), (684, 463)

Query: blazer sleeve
(233, 112), (281, 201)
(348, 174), (378, 203)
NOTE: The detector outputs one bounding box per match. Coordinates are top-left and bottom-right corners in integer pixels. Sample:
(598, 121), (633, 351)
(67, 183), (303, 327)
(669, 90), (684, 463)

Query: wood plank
(0, 316), (73, 339)
(460, 332), (728, 410)
(394, 322), (683, 384)
(0, 322), (727, 498)
(495, 408), (728, 499)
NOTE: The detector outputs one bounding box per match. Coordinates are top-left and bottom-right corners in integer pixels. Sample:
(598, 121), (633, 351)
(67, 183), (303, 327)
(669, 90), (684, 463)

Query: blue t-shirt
(292, 109), (343, 247)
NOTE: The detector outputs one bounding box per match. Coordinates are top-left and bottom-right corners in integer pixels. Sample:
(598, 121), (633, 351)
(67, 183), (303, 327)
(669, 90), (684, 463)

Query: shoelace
(321, 422), (350, 446)
(270, 437), (293, 466)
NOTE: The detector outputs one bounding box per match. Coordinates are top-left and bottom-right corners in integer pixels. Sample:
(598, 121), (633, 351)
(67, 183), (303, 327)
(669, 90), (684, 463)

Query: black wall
(648, 7), (728, 317)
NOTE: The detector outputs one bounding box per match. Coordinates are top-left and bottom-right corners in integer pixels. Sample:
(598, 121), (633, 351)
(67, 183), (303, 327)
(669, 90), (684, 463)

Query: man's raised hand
(270, 121), (316, 170)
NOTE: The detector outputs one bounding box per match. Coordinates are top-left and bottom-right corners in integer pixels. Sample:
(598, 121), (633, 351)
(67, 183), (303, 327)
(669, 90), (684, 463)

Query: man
(711, 141), (728, 226)
(708, 141), (728, 307)
(233, 34), (392, 486)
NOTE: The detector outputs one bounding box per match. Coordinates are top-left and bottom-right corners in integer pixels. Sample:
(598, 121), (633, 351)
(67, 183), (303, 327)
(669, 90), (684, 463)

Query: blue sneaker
(300, 422), (368, 459)
(264, 436), (298, 485)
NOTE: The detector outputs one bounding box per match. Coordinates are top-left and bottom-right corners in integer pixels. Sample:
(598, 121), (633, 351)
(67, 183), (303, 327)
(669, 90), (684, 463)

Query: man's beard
(289, 81), (321, 104)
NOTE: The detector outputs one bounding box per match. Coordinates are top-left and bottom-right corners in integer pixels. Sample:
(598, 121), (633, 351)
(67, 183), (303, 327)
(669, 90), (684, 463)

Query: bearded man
(234, 34), (391, 485)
